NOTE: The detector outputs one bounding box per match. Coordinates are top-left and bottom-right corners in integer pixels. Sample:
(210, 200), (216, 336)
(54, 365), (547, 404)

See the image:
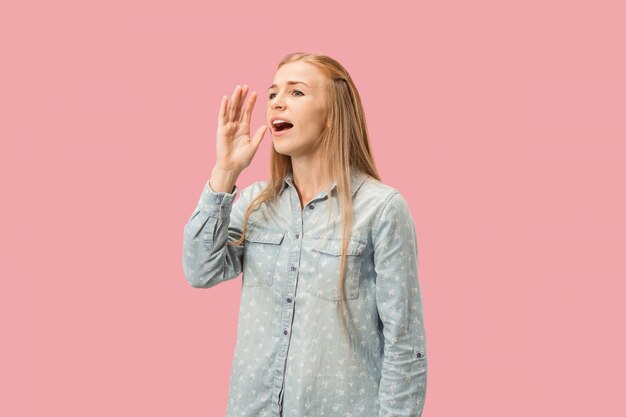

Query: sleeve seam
(372, 191), (400, 243)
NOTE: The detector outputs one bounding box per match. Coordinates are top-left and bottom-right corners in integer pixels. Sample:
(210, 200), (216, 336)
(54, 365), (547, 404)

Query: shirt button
(291, 266), (296, 272)
(295, 233), (299, 239)
(286, 297), (292, 303)
(415, 352), (422, 358)
(283, 329), (288, 335)
(308, 204), (315, 209)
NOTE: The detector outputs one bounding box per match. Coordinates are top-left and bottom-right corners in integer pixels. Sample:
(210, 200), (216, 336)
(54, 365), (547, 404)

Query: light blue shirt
(182, 166), (427, 417)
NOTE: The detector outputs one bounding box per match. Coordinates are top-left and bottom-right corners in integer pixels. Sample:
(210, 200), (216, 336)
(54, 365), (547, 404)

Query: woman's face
(265, 61), (328, 158)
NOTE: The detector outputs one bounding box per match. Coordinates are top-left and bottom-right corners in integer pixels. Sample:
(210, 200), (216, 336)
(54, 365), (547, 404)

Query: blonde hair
(228, 52), (381, 349)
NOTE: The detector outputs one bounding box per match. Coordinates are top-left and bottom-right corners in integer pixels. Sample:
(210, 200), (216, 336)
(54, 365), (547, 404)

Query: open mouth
(272, 121), (294, 132)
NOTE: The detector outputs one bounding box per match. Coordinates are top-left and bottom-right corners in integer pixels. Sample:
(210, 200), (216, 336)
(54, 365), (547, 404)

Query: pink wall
(1, 0), (624, 416)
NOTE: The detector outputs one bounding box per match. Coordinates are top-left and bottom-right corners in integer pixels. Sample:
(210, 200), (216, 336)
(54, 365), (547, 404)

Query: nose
(271, 95), (286, 110)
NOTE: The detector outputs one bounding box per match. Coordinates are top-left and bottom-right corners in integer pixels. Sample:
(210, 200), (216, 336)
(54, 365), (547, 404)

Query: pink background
(1, 1), (624, 416)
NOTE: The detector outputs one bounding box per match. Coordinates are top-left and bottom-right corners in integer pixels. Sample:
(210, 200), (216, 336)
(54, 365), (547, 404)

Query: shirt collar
(279, 165), (367, 197)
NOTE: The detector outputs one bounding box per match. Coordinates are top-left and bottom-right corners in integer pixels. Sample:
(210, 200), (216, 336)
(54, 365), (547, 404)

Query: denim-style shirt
(182, 166), (427, 417)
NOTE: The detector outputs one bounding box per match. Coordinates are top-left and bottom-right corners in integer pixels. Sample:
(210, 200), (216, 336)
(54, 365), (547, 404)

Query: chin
(272, 143), (294, 157)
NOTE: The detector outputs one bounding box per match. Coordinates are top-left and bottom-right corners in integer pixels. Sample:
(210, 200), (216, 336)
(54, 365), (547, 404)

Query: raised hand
(214, 84), (268, 174)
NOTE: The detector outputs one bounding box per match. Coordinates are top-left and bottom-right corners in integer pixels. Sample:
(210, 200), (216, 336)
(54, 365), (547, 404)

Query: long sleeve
(373, 191), (428, 417)
(182, 180), (247, 288)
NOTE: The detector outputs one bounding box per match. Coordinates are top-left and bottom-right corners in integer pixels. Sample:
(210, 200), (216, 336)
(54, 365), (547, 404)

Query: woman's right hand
(214, 84), (268, 174)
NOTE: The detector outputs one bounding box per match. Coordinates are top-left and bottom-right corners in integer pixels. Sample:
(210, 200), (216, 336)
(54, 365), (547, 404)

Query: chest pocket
(242, 225), (286, 287)
(308, 235), (367, 301)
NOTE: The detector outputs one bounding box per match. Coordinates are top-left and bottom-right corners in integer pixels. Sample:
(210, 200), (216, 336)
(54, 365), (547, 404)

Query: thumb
(252, 125), (267, 148)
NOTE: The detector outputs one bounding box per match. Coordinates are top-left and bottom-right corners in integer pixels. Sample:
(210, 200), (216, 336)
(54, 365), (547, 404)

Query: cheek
(311, 107), (327, 131)
(301, 116), (324, 133)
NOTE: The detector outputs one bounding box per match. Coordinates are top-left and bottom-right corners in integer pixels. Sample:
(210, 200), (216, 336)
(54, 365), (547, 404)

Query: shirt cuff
(197, 180), (239, 217)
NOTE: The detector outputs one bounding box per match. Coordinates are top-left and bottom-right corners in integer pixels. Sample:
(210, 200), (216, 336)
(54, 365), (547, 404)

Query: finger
(252, 125), (267, 148)
(218, 95), (227, 126)
(227, 85), (241, 122)
(241, 91), (257, 125)
(233, 84), (249, 123)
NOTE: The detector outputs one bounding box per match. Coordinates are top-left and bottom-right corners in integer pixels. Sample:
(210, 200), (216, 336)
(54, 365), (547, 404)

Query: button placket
(278, 189), (300, 359)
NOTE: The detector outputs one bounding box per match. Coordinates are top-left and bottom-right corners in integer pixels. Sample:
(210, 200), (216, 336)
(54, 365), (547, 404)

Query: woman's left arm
(373, 191), (428, 417)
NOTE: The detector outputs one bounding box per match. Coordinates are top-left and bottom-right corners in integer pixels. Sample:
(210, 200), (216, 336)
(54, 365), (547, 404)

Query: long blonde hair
(229, 52), (381, 349)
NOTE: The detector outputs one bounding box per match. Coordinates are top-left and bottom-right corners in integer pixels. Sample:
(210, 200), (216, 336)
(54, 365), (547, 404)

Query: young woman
(183, 52), (427, 417)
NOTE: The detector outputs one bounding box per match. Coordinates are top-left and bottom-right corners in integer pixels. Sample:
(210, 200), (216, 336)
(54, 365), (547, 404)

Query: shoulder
(358, 176), (415, 230)
(237, 179), (271, 201)
(358, 176), (411, 212)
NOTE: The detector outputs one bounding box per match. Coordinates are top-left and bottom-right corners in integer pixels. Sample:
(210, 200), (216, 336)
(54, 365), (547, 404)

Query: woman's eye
(268, 90), (304, 99)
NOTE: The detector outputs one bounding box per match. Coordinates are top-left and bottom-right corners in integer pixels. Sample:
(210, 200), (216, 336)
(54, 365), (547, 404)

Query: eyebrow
(268, 81), (309, 91)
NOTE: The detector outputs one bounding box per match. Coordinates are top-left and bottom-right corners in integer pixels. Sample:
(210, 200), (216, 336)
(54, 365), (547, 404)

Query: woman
(183, 52), (427, 417)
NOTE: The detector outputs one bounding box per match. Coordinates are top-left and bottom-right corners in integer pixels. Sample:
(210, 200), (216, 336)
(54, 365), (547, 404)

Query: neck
(290, 157), (333, 204)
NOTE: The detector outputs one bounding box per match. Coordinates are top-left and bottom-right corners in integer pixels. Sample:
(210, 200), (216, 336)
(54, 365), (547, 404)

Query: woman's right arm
(182, 173), (247, 288)
(182, 84), (268, 288)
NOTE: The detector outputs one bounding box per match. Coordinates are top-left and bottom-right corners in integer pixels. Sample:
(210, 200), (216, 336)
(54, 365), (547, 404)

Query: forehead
(271, 61), (326, 88)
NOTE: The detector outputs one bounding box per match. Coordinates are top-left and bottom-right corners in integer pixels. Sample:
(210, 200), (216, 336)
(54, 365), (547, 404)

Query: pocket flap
(244, 226), (286, 245)
(312, 236), (366, 256)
